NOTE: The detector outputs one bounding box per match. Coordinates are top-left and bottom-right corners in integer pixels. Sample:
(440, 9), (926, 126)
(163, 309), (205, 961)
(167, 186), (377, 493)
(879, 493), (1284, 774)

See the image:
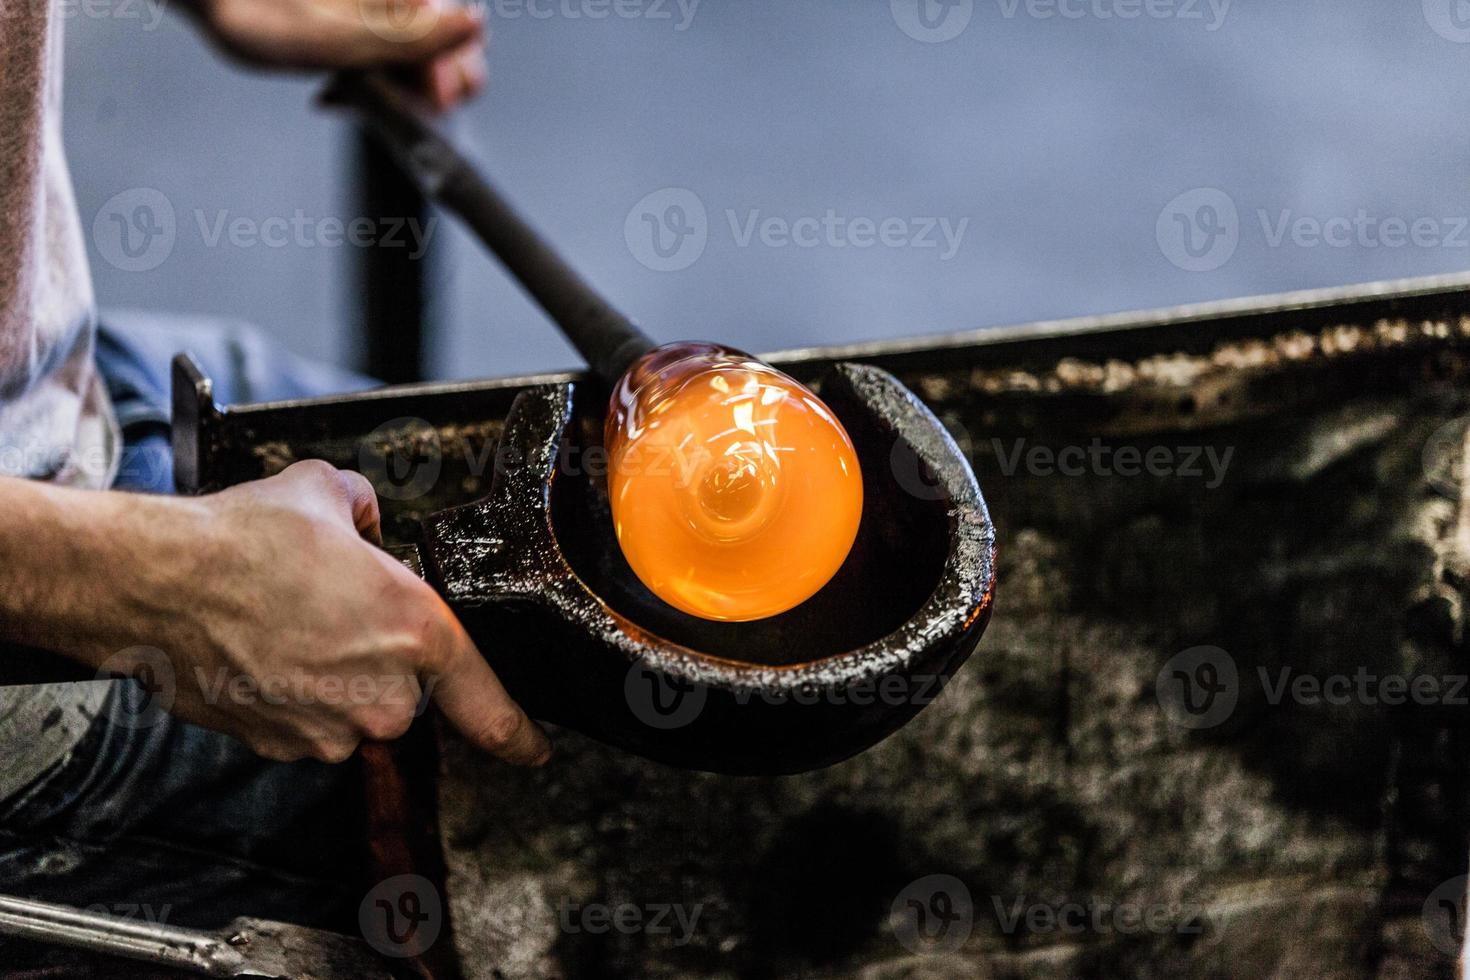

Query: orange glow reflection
(606, 343), (863, 621)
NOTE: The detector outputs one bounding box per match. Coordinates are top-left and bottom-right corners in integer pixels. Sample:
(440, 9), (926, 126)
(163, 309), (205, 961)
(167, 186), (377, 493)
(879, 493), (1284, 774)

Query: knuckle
(405, 612), (451, 674)
(310, 737), (359, 765)
(359, 705), (414, 742)
(477, 709), (525, 752)
(290, 458), (339, 482)
(254, 741), (306, 764)
(342, 468), (376, 497)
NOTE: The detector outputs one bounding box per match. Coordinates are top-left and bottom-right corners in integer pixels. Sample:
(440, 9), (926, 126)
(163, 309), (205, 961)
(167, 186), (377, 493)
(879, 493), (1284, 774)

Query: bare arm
(0, 462), (551, 766)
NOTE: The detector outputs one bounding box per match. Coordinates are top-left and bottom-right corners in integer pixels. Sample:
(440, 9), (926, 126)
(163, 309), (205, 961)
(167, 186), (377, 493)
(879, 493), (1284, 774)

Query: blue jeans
(0, 313), (376, 938)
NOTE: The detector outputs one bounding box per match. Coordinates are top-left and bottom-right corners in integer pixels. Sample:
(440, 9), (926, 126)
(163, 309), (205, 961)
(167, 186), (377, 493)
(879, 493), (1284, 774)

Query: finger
(278, 711), (364, 764)
(454, 38), (488, 99)
(425, 53), (462, 111)
(422, 38), (486, 108)
(273, 460), (382, 542)
(428, 623), (551, 766)
(236, 730), (316, 764)
(352, 1), (484, 66)
(423, 35), (485, 109)
(336, 469), (384, 545)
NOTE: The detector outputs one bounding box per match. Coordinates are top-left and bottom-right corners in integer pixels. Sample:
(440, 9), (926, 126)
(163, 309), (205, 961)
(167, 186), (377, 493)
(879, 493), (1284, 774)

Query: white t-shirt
(1, 5), (121, 803)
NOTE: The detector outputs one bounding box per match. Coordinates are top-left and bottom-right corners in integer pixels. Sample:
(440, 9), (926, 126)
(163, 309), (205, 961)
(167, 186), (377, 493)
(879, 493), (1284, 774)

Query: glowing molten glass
(605, 343), (864, 622)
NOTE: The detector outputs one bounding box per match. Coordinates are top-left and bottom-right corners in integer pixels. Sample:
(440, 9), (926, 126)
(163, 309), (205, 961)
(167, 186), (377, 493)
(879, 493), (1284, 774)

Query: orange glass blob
(605, 343), (864, 622)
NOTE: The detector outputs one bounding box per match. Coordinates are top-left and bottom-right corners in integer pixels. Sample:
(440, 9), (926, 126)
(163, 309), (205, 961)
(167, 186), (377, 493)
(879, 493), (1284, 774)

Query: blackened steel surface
(357, 131), (428, 383)
(410, 364), (993, 774)
(166, 354), (996, 774)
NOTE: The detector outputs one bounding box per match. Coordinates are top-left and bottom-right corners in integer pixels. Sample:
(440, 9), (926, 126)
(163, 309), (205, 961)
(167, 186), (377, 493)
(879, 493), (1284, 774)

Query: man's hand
(0, 462), (552, 766)
(190, 0), (488, 110)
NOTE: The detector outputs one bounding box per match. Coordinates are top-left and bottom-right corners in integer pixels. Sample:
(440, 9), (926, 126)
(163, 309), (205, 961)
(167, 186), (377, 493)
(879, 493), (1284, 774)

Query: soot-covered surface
(433, 314), (1470, 979)
(188, 285), (1470, 977)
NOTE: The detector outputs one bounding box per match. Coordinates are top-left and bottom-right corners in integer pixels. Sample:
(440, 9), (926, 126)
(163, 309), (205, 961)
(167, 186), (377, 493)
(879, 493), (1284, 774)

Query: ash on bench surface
(435, 325), (1470, 979)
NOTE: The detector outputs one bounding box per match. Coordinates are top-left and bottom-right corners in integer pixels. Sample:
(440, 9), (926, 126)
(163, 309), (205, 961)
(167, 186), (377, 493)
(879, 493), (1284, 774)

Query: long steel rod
(0, 896), (240, 975)
(325, 71), (657, 382)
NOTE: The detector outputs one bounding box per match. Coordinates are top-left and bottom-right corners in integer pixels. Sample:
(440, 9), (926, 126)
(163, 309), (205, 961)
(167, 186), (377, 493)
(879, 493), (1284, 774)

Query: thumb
(428, 623), (552, 766)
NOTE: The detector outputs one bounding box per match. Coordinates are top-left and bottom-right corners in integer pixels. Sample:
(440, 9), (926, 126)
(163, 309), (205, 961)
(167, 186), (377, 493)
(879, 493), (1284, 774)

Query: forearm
(0, 477), (214, 668)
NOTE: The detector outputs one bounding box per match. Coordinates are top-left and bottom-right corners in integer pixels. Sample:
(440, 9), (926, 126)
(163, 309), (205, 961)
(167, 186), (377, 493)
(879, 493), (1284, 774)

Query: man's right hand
(0, 461), (552, 766)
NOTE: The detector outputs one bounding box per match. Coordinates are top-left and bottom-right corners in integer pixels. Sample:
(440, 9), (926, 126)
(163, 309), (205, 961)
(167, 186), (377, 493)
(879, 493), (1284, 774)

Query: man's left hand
(192, 0), (488, 110)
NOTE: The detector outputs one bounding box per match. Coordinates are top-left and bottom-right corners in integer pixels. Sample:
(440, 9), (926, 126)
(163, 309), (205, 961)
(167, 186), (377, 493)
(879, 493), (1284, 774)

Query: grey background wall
(66, 1), (1470, 382)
